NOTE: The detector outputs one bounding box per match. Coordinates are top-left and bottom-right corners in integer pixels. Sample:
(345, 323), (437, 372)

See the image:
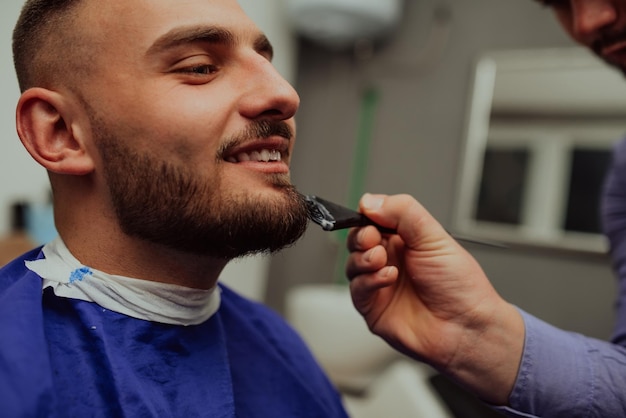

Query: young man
(347, 1), (626, 417)
(1, 0), (348, 416)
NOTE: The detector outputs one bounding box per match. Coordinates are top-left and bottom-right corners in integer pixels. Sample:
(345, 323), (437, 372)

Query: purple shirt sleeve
(601, 138), (626, 345)
(493, 310), (626, 417)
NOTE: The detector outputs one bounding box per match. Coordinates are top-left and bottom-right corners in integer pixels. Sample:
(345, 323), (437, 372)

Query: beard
(91, 118), (309, 259)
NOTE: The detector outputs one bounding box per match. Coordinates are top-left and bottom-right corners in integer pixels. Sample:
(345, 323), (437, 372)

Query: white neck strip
(25, 237), (220, 326)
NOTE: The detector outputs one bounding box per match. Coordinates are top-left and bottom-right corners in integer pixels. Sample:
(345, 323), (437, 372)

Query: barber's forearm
(437, 300), (525, 406)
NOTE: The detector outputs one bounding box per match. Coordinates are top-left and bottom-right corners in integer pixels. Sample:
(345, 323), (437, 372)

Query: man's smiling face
(72, 0), (309, 257)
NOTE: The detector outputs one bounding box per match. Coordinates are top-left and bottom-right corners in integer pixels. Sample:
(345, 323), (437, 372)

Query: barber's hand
(346, 193), (524, 404)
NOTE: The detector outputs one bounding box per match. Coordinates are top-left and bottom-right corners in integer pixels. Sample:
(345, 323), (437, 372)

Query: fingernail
(362, 193), (383, 210)
(364, 246), (377, 262)
(357, 227), (368, 243)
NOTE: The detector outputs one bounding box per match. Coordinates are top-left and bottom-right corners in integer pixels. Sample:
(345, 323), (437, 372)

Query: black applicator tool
(304, 195), (396, 234)
(304, 195), (506, 248)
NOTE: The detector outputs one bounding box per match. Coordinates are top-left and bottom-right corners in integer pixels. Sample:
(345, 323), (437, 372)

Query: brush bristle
(304, 195), (336, 231)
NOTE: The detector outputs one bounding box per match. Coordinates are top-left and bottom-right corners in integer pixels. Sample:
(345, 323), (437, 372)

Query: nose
(237, 55), (300, 121)
(570, 0), (618, 38)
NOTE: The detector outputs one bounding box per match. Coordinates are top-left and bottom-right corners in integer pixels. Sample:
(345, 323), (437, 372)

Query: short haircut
(12, 0), (87, 92)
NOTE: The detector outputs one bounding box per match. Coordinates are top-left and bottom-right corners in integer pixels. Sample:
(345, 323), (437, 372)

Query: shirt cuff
(497, 308), (596, 416)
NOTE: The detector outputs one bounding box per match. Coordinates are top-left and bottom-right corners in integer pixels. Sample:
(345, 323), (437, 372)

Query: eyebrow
(147, 25), (274, 60)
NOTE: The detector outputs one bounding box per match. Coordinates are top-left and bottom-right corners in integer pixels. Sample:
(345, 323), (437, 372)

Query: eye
(178, 64), (218, 75)
(171, 59), (220, 85)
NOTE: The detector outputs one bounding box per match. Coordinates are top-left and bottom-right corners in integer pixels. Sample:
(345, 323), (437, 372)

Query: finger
(359, 193), (452, 251)
(347, 224), (382, 252)
(346, 244), (388, 280)
(349, 266), (398, 299)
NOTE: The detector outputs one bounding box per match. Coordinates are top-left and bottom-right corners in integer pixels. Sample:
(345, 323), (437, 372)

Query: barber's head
(12, 0), (309, 259)
(539, 0), (626, 74)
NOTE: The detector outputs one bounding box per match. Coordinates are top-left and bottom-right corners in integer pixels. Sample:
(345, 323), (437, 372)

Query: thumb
(359, 193), (451, 250)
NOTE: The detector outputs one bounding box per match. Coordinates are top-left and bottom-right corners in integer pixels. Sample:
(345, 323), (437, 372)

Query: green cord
(334, 86), (380, 284)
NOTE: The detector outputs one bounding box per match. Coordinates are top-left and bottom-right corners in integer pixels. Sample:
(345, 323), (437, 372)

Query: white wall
(239, 0), (296, 85)
(0, 1), (50, 237)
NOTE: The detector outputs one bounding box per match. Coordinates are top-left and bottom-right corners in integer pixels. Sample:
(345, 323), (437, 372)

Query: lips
(593, 37), (626, 60)
(222, 136), (290, 165)
(602, 39), (626, 56)
(226, 149), (282, 163)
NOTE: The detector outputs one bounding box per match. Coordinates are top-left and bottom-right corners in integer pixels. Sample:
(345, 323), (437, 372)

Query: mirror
(454, 47), (626, 254)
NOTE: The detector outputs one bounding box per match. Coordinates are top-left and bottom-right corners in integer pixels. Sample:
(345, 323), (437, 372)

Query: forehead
(79, 0), (261, 52)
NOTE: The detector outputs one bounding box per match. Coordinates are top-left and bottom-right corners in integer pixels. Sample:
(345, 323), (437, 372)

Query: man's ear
(16, 87), (95, 175)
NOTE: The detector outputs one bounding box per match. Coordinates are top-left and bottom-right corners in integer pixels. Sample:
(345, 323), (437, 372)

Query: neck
(53, 186), (229, 289)
(58, 224), (228, 290)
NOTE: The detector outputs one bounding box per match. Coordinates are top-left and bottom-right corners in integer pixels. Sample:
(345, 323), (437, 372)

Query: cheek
(121, 104), (225, 156)
(120, 84), (230, 131)
(154, 98), (231, 148)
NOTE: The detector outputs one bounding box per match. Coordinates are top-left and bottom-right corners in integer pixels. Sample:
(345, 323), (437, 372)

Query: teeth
(229, 149), (282, 163)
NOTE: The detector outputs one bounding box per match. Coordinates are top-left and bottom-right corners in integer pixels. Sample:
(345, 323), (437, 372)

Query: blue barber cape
(0, 248), (348, 418)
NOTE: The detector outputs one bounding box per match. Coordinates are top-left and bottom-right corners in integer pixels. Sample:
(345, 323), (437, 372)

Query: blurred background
(270, 0), (617, 341)
(0, 1), (621, 416)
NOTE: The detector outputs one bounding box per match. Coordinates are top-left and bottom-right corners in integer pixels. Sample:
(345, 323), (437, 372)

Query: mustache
(591, 29), (626, 55)
(218, 119), (294, 157)
(238, 119), (293, 142)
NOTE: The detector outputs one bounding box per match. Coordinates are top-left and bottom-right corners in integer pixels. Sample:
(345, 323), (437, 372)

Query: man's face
(541, 0), (626, 74)
(73, 0), (309, 258)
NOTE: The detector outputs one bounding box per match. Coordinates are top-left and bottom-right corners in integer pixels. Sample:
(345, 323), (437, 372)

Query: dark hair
(12, 0), (84, 92)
